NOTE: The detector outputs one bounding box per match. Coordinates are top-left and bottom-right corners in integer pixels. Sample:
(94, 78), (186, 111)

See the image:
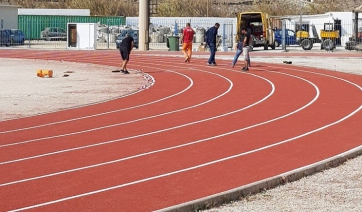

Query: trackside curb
(157, 146), (362, 212)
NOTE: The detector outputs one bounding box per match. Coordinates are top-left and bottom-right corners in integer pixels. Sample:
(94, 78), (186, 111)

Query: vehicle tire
(323, 39), (334, 51)
(301, 39), (313, 50)
(271, 43), (276, 50)
(275, 40), (280, 47)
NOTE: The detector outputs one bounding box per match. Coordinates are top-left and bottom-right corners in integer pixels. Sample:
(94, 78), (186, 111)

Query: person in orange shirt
(180, 23), (195, 63)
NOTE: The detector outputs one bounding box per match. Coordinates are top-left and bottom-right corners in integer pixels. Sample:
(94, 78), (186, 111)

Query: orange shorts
(182, 42), (192, 51)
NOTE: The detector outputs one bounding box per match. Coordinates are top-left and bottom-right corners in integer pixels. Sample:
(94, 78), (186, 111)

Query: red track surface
(0, 50), (361, 211)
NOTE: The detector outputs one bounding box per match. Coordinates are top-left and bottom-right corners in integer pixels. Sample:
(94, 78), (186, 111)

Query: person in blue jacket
(205, 23), (220, 66)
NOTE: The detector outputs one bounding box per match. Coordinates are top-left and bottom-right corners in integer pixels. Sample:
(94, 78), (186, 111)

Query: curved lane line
(0, 72), (272, 167)
(9, 69), (362, 212)
(0, 69), (231, 147)
(0, 72), (295, 185)
(0, 68), (188, 134)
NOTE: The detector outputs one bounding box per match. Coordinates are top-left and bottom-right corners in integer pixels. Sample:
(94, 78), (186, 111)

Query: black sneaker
(242, 67), (249, 72)
(122, 70), (130, 74)
(112, 70), (121, 73)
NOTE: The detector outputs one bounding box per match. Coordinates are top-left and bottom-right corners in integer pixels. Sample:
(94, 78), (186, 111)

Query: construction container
(18, 15), (126, 40)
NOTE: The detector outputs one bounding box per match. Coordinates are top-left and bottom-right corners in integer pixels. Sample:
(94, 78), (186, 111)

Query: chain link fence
(1, 17), (235, 51)
(272, 15), (361, 51)
(1, 15), (361, 51)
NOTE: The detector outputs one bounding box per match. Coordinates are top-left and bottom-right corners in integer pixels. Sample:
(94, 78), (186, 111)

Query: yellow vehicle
(295, 24), (320, 50)
(296, 23), (339, 51)
(320, 23), (340, 51)
(236, 12), (275, 50)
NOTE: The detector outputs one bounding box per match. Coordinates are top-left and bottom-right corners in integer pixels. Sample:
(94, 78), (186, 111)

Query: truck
(274, 28), (298, 47)
(236, 12), (275, 50)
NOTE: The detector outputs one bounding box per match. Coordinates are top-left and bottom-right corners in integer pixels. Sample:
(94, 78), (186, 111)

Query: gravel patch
(0, 58), (147, 121)
(252, 57), (362, 76)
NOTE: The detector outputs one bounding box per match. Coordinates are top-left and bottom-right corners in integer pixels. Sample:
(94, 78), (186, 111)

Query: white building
(0, 4), (19, 29)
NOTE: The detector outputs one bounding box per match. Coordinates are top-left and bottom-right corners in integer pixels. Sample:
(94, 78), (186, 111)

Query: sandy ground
(0, 54), (361, 211)
(0, 58), (148, 121)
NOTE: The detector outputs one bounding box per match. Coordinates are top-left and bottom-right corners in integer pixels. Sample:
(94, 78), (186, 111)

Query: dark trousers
(208, 43), (216, 64)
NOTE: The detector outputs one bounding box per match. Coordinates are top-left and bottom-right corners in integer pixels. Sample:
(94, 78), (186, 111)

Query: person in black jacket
(205, 23), (220, 66)
(118, 34), (134, 74)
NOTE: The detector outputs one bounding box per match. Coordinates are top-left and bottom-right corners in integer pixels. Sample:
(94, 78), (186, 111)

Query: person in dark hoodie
(115, 33), (134, 74)
(205, 23), (220, 66)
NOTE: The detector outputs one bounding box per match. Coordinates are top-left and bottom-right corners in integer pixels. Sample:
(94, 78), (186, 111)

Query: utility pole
(207, 0), (209, 17)
(139, 0), (149, 51)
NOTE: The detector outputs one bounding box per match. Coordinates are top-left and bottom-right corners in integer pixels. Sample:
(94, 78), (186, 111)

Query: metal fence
(0, 17), (235, 51)
(272, 14), (362, 51)
(1, 15), (361, 51)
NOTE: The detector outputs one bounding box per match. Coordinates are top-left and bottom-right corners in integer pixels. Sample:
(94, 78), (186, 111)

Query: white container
(195, 33), (205, 43)
(150, 33), (164, 43)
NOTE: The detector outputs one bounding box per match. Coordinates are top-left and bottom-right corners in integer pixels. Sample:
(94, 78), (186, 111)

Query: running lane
(0, 50), (361, 212)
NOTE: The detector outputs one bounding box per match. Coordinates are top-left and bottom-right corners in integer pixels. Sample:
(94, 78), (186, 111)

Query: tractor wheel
(301, 39), (313, 50)
(323, 39), (334, 51)
(274, 40), (280, 47)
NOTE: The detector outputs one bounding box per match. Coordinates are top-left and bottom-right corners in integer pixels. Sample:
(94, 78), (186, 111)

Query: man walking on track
(114, 33), (134, 74)
(240, 26), (251, 71)
(205, 23), (220, 66)
(181, 23), (195, 63)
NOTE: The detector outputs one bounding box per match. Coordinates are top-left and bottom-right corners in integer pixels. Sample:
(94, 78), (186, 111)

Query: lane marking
(0, 69), (229, 147)
(1, 72), (281, 184)
(9, 71), (362, 212)
(0, 69), (187, 134)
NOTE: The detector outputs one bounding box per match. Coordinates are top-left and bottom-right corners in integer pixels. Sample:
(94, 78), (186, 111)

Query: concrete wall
(0, 5), (19, 29)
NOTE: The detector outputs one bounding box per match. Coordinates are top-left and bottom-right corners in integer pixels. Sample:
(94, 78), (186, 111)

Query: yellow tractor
(320, 23), (340, 51)
(296, 23), (339, 51)
(296, 24), (320, 50)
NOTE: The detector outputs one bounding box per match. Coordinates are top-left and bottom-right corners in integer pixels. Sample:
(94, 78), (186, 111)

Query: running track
(0, 49), (361, 211)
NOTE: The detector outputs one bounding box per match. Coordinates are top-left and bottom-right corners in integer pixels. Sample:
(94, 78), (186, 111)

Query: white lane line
(0, 70), (240, 165)
(1, 72), (274, 183)
(0, 54), (216, 132)
(1, 53), (214, 131)
(0, 69), (229, 147)
(8, 104), (362, 212)
(0, 65), (180, 133)
(9, 70), (362, 212)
